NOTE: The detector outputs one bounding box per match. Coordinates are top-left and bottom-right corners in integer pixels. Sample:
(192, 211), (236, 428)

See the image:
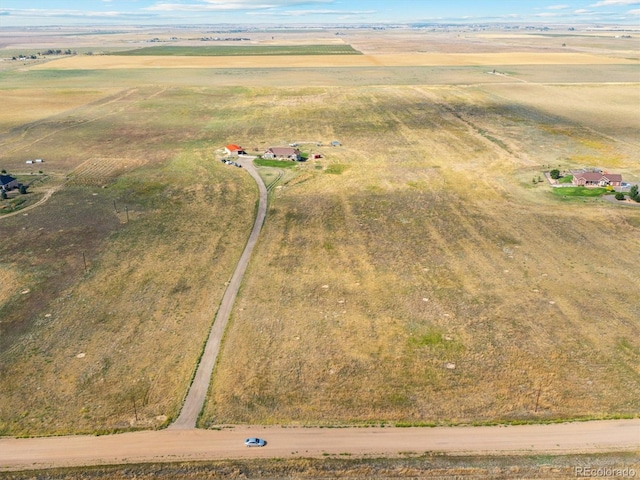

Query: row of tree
(11, 49), (76, 60)
(41, 49), (76, 55)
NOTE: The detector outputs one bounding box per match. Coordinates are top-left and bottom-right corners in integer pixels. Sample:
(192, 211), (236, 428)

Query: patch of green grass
(254, 159), (299, 168)
(408, 328), (464, 353)
(477, 128), (511, 152)
(551, 186), (608, 197)
(558, 175), (574, 184)
(325, 164), (348, 175)
(409, 330), (446, 347)
(110, 45), (362, 56)
(617, 337), (640, 355)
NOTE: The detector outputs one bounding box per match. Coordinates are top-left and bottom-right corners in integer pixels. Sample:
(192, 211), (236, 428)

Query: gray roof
(0, 174), (17, 186)
(267, 147), (300, 156)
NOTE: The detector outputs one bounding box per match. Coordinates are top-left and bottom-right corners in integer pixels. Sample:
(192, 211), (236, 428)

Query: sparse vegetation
(0, 28), (639, 438)
(0, 452), (636, 479)
(325, 164), (348, 175)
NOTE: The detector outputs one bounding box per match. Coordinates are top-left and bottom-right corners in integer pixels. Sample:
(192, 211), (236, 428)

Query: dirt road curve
(0, 185), (61, 220)
(0, 420), (638, 471)
(170, 156), (267, 429)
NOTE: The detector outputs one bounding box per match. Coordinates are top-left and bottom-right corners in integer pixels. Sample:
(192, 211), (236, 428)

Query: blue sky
(1, 1), (639, 26)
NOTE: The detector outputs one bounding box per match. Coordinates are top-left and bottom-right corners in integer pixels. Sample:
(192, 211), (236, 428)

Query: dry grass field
(31, 51), (636, 70)
(0, 28), (638, 436)
(203, 82), (640, 426)
(0, 85), (257, 435)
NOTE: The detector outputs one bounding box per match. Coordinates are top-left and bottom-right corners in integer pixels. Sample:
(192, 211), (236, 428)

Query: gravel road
(1, 419), (638, 471)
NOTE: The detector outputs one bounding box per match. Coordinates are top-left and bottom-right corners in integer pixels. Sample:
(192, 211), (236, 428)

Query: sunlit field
(0, 30), (638, 435)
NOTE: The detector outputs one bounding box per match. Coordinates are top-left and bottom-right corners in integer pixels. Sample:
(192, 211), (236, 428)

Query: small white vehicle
(244, 437), (266, 447)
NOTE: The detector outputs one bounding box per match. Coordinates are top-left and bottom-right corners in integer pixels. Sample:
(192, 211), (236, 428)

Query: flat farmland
(0, 84), (258, 435)
(202, 84), (640, 426)
(110, 45), (362, 56)
(32, 51), (637, 70)
(0, 89), (116, 133)
(0, 29), (638, 436)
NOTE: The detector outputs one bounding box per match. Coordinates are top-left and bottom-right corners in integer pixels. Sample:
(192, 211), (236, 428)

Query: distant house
(225, 144), (245, 156)
(0, 174), (18, 191)
(572, 171), (623, 187)
(263, 147), (302, 161)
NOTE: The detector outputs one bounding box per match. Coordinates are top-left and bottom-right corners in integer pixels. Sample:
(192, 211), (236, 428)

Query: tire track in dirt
(0, 184), (63, 220)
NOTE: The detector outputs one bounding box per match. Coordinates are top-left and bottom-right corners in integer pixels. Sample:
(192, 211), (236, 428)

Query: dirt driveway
(170, 155), (267, 429)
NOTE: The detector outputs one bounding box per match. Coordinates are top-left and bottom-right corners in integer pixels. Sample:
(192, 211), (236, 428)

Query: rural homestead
(571, 169), (623, 187)
(0, 7), (639, 477)
(262, 147), (302, 161)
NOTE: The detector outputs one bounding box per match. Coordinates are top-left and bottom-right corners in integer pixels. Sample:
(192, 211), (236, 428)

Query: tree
(1, 191), (7, 200)
(19, 185), (27, 194)
(550, 169), (560, 179)
(630, 185), (639, 202)
(615, 192), (625, 201)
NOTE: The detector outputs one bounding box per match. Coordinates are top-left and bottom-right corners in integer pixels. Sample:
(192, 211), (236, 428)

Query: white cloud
(148, 0), (335, 10)
(0, 7), (154, 20)
(147, 3), (271, 12)
(627, 8), (640, 12)
(534, 12), (559, 16)
(247, 9), (375, 16)
(574, 8), (595, 13)
(547, 4), (570, 9)
(591, 0), (640, 6)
